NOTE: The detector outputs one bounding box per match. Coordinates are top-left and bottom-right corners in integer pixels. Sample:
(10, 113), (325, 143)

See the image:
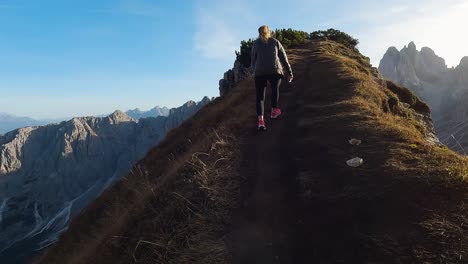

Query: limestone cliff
(379, 42), (468, 153)
(0, 97), (210, 263)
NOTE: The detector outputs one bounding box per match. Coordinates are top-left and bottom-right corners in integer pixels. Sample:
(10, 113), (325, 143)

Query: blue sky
(1, 0), (468, 119)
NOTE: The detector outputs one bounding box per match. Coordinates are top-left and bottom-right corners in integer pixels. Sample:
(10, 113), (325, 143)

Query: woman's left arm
(277, 41), (293, 79)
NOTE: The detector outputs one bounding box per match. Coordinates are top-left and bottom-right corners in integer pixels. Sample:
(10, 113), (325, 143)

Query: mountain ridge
(0, 104), (176, 135)
(35, 40), (468, 264)
(125, 106), (170, 119)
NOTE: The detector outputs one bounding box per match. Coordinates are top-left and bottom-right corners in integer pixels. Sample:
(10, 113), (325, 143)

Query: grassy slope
(34, 70), (258, 263)
(294, 41), (468, 263)
(36, 41), (468, 264)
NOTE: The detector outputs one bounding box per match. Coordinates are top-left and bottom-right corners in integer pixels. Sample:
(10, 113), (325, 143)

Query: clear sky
(1, 0), (468, 119)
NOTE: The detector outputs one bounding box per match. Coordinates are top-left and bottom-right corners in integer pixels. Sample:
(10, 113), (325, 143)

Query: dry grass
(123, 129), (241, 264)
(38, 128), (241, 263)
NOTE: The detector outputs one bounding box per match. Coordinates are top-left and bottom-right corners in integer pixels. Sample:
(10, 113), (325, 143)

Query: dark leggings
(255, 74), (282, 116)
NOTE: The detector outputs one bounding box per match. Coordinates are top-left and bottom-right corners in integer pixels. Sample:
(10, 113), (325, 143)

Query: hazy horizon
(0, 99), (193, 121)
(1, 0), (468, 119)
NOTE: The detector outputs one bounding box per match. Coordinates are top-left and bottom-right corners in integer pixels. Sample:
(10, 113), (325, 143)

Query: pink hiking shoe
(270, 108), (282, 119)
(258, 119), (266, 131)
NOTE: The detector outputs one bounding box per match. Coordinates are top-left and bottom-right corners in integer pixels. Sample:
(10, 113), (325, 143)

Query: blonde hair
(258, 25), (271, 43)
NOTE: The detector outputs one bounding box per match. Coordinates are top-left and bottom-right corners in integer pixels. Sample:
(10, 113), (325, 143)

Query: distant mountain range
(125, 106), (170, 119)
(0, 96), (210, 263)
(0, 105), (173, 135)
(0, 114), (49, 135)
(379, 42), (468, 153)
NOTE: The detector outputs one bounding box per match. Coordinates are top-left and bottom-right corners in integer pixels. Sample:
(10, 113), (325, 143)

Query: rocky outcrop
(383, 80), (440, 145)
(219, 60), (252, 97)
(0, 97), (210, 263)
(379, 42), (468, 153)
(379, 42), (449, 110)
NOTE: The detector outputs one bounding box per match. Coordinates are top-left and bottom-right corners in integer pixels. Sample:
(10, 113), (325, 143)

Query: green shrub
(386, 80), (417, 105)
(272, 28), (310, 49)
(386, 91), (400, 113)
(385, 80), (431, 114)
(235, 39), (255, 68)
(310, 28), (359, 49)
(414, 100), (431, 114)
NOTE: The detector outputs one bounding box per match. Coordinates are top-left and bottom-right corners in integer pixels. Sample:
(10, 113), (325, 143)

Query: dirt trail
(228, 46), (318, 264)
(227, 41), (463, 263)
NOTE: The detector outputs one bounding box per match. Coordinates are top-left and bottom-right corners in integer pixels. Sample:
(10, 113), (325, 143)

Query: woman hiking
(251, 25), (293, 131)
